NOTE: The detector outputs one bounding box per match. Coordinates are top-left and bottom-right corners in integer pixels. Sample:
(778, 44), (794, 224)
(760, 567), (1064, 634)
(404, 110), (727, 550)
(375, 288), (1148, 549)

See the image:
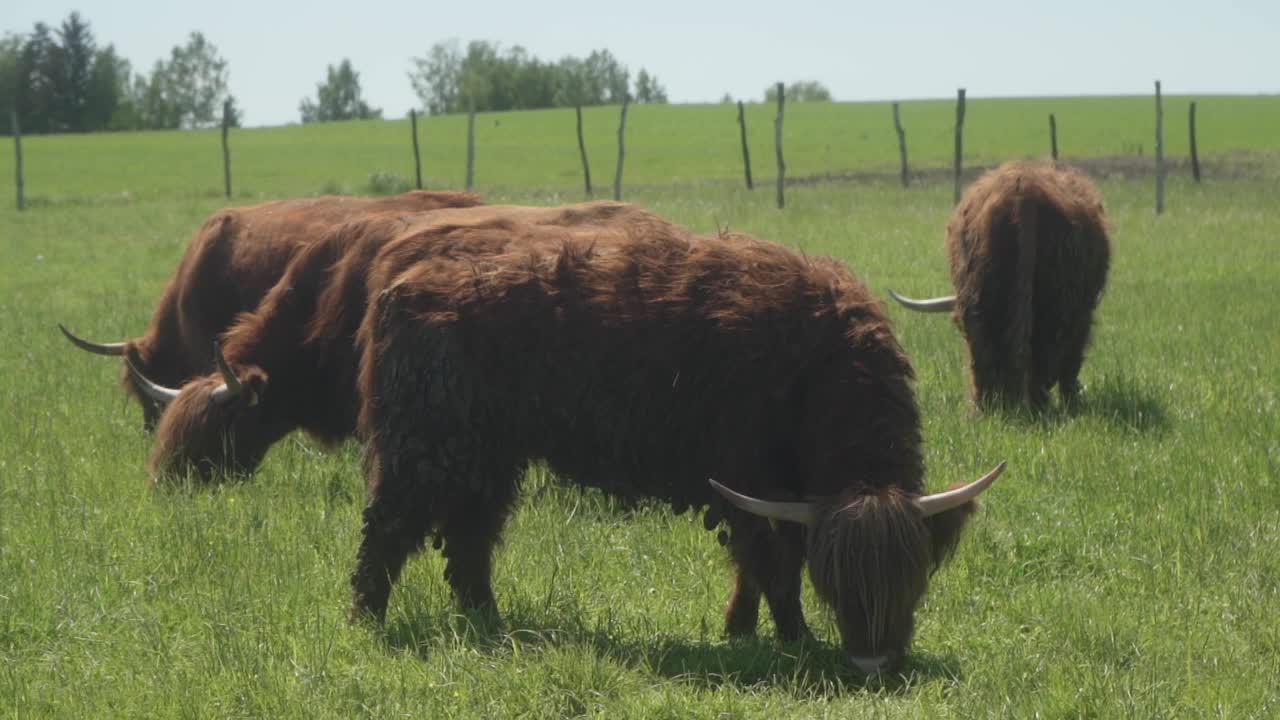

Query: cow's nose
(850, 654), (887, 674)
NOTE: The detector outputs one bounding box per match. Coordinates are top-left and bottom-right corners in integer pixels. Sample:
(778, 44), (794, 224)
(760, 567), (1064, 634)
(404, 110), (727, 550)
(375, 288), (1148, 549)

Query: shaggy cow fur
(65, 190), (484, 429)
(146, 201), (660, 482)
(349, 210), (990, 669)
(946, 161), (1111, 408)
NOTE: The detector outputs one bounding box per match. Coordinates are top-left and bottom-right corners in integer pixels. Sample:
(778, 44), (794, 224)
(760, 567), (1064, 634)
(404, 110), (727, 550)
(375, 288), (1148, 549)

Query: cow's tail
(1007, 179), (1039, 398)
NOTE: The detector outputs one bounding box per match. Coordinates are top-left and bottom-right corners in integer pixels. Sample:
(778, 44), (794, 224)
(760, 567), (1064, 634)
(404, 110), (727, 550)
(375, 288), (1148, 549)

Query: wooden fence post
(1188, 101), (1201, 182)
(410, 109), (423, 189)
(466, 101), (476, 191)
(11, 109), (23, 212)
(774, 82), (785, 209)
(1049, 113), (1059, 161)
(892, 102), (908, 187)
(1155, 80), (1165, 214)
(613, 98), (629, 201)
(737, 100), (754, 190)
(576, 105), (593, 198)
(221, 99), (232, 199)
(953, 88), (966, 205)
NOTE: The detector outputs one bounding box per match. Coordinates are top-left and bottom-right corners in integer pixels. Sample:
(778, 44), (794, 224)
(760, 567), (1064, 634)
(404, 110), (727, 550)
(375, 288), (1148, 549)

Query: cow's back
(360, 209), (918, 505)
(138, 192), (486, 374)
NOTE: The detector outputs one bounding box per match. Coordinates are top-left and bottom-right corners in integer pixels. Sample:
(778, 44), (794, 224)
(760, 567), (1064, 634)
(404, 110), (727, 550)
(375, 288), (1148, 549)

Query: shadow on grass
(984, 372), (1169, 434)
(1070, 372), (1170, 432)
(380, 603), (964, 696)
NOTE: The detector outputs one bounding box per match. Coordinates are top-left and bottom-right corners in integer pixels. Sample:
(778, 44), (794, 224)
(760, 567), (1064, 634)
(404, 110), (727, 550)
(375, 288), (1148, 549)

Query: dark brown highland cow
(60, 190), (484, 429)
(129, 201), (660, 482)
(889, 161), (1111, 409)
(349, 208), (1005, 672)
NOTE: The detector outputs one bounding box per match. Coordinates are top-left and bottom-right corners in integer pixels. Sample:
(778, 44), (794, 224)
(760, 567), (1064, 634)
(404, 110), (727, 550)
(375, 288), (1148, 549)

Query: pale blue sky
(7, 0), (1278, 127)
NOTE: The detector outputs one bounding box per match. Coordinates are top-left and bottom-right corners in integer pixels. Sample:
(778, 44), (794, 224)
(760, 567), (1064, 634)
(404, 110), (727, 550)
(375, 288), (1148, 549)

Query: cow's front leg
(724, 516), (810, 642)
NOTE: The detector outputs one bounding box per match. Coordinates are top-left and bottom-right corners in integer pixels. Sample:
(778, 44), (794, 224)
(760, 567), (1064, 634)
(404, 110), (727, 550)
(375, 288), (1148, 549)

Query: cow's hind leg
(350, 452), (519, 623)
(1028, 309), (1069, 410)
(350, 462), (436, 622)
(963, 311), (1025, 411)
(437, 470), (521, 613)
(1056, 324), (1094, 407)
(724, 517), (809, 642)
(1028, 346), (1055, 410)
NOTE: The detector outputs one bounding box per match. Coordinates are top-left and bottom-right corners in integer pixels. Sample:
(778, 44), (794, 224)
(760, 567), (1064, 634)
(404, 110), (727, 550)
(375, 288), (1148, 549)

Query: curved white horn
(125, 356), (181, 405)
(58, 323), (127, 356)
(886, 289), (956, 313)
(916, 461), (1005, 518)
(209, 341), (244, 406)
(708, 479), (816, 527)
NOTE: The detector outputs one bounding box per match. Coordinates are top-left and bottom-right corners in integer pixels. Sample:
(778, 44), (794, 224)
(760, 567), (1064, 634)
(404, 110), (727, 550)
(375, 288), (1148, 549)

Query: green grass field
(3, 94), (1279, 204)
(2, 96), (1279, 718)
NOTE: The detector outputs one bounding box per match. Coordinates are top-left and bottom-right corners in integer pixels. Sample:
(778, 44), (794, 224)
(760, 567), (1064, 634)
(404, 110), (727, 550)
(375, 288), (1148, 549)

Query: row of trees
(3, 16), (827, 133)
(408, 40), (667, 115)
(764, 81), (832, 103)
(298, 59), (834, 125)
(715, 81), (833, 105)
(0, 12), (238, 134)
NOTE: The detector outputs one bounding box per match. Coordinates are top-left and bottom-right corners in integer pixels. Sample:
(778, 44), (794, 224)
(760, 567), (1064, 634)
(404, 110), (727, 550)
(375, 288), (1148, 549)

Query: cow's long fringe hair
(807, 490), (931, 654)
(807, 488), (979, 655)
(148, 369), (271, 483)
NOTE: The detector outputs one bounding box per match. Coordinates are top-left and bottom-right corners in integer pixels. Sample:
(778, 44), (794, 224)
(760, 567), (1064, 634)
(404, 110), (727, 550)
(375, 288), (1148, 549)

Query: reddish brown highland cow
(349, 207), (1004, 672)
(889, 161), (1111, 409)
(129, 201), (661, 482)
(60, 190), (484, 429)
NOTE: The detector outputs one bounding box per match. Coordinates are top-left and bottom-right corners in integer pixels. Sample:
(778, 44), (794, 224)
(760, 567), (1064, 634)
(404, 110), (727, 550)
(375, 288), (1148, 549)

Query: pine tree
(52, 11), (96, 132)
(15, 23), (57, 133)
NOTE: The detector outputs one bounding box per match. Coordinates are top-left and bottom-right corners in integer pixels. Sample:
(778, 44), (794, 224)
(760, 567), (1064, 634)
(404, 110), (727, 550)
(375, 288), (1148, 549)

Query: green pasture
(2, 94), (1279, 204)
(1, 96), (1278, 717)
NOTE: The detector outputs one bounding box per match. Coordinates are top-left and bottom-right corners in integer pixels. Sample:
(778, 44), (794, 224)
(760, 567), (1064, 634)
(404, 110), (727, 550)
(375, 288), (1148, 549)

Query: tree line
(6, 14), (839, 135)
(406, 40), (667, 115)
(1, 12), (238, 134)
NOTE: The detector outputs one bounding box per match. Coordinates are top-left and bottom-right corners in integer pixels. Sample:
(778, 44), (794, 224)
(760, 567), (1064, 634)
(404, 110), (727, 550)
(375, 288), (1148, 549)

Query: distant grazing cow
(347, 208), (1004, 673)
(128, 201), (661, 482)
(889, 161), (1111, 408)
(60, 190), (485, 429)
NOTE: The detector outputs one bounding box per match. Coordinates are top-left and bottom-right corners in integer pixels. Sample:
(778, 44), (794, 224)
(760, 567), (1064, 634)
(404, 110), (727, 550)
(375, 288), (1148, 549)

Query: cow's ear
(242, 369), (269, 407)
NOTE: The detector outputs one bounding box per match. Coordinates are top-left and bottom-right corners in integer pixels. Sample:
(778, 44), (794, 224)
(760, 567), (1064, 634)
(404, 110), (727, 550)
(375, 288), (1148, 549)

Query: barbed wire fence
(9, 83), (1194, 214)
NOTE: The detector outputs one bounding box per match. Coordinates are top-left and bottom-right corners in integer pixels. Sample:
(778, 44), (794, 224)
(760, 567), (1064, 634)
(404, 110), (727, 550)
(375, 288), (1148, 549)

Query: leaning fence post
(466, 100), (476, 191)
(737, 100), (754, 190)
(613, 98), (629, 201)
(892, 101), (909, 187)
(576, 105), (593, 198)
(1049, 113), (1059, 162)
(11, 109), (23, 212)
(953, 88), (966, 205)
(221, 99), (232, 199)
(1155, 80), (1165, 214)
(410, 109), (423, 189)
(774, 82), (785, 209)
(1188, 101), (1201, 183)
